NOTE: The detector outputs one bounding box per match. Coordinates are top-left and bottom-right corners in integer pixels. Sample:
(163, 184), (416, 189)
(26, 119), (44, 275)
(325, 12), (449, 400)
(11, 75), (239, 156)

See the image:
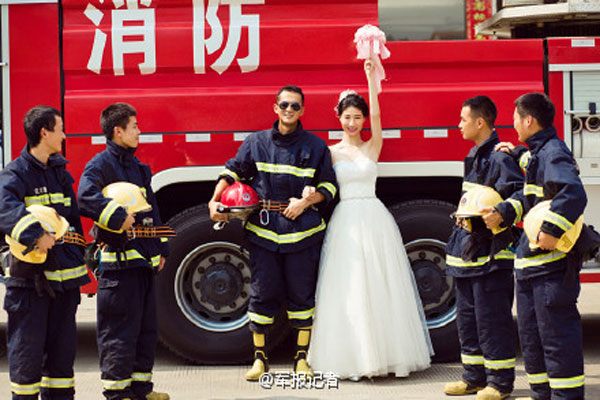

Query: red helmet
(220, 182), (259, 209)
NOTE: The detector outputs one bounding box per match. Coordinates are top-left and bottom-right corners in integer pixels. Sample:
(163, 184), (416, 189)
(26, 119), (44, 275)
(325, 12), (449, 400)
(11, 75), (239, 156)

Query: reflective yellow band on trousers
(102, 378), (132, 390)
(247, 311), (274, 325)
(484, 358), (516, 370)
(41, 376), (75, 389)
(11, 381), (40, 395)
(527, 372), (549, 384)
(549, 375), (584, 389)
(287, 307), (315, 320)
(461, 354), (484, 365)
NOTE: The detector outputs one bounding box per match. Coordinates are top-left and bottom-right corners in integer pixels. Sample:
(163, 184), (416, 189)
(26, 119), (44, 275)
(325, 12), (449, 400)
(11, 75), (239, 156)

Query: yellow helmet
(5, 205), (70, 264)
(102, 182), (152, 214)
(456, 186), (505, 235)
(456, 186), (503, 217)
(524, 200), (583, 252)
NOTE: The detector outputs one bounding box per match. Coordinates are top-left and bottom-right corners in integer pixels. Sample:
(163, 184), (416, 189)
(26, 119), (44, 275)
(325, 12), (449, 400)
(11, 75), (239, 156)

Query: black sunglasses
(278, 101), (302, 111)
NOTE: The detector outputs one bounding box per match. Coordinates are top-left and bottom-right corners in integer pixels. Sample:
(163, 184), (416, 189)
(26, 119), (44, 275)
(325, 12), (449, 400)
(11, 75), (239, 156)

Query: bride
(307, 58), (433, 380)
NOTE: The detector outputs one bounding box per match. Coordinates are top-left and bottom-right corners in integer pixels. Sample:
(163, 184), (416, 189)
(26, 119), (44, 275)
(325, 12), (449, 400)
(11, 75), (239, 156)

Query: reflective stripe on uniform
(317, 182), (337, 198)
(446, 249), (514, 268)
(515, 250), (566, 269)
(461, 354), (484, 365)
(549, 375), (585, 389)
(101, 249), (160, 268)
(256, 162), (315, 178)
(507, 198), (523, 224)
(247, 311), (274, 325)
(287, 307), (315, 320)
(524, 184), (544, 197)
(160, 237), (169, 243)
(220, 168), (240, 182)
(24, 192), (72, 208)
(41, 376), (75, 389)
(519, 151), (531, 173)
(527, 372), (549, 384)
(102, 378), (132, 390)
(131, 372), (152, 382)
(245, 220), (326, 245)
(484, 358), (516, 370)
(11, 214), (38, 242)
(44, 264), (88, 282)
(11, 381), (40, 395)
(98, 200), (121, 229)
(544, 211), (574, 233)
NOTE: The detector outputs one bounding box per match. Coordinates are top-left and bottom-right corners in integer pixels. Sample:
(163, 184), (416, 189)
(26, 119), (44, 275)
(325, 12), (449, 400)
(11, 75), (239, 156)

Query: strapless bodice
(333, 158), (377, 200)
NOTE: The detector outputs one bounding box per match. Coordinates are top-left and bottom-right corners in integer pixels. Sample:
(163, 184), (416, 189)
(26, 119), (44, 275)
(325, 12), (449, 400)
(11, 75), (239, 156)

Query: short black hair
(336, 92), (369, 117)
(100, 103), (137, 140)
(23, 106), (62, 148)
(514, 92), (555, 129)
(462, 95), (497, 128)
(276, 85), (304, 105)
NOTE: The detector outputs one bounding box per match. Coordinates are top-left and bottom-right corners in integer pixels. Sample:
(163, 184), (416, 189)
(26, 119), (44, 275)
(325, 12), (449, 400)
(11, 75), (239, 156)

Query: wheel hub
(198, 263), (243, 309)
(412, 258), (448, 305)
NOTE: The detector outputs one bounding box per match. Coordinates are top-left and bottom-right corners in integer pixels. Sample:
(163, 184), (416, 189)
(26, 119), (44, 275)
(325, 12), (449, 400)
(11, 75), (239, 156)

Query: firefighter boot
(143, 391), (170, 400)
(245, 332), (269, 381)
(476, 386), (511, 400)
(293, 328), (312, 376)
(444, 380), (486, 396)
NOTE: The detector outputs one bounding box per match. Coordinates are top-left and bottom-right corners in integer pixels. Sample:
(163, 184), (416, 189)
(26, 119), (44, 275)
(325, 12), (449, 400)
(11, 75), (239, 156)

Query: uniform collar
(271, 120), (304, 145)
(107, 140), (137, 165)
(468, 131), (498, 158)
(525, 126), (557, 154)
(21, 146), (68, 170)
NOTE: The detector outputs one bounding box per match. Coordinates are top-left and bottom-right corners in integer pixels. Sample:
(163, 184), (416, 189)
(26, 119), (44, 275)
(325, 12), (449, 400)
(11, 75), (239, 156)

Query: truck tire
(389, 199), (460, 362)
(156, 205), (288, 364)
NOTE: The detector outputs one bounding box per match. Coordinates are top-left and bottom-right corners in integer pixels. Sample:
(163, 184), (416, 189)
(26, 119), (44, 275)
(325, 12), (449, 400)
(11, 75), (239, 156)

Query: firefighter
(483, 92), (586, 400)
(208, 85), (337, 381)
(444, 96), (524, 400)
(0, 106), (90, 399)
(77, 103), (170, 400)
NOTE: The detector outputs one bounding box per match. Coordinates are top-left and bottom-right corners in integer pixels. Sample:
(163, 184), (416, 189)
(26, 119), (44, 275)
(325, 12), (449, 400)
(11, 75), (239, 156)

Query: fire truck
(1, 0), (599, 364)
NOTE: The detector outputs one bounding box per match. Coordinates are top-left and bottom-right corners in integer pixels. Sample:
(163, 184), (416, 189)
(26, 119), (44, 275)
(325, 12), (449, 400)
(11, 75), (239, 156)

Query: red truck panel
(9, 4), (61, 159)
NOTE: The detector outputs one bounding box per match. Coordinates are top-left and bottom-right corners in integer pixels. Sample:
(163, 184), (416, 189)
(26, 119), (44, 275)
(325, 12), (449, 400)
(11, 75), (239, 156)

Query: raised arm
(364, 58), (382, 160)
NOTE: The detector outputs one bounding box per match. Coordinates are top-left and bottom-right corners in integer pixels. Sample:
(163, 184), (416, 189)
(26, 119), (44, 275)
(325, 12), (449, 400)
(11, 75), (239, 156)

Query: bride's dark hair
(335, 91), (369, 118)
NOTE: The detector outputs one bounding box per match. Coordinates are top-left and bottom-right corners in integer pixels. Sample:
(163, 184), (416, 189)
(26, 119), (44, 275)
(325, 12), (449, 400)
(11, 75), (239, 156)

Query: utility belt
(259, 200), (290, 212)
(126, 225), (177, 239)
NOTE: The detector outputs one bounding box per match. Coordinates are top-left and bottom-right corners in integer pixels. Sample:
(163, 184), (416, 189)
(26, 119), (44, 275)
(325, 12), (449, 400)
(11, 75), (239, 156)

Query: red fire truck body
(2, 0), (599, 363)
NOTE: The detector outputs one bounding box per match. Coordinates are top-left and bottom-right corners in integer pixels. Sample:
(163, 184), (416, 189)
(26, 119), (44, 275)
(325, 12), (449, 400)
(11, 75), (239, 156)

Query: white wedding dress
(308, 157), (433, 379)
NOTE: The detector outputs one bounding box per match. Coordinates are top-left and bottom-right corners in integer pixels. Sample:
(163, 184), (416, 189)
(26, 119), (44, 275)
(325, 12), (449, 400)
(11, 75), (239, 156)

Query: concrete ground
(0, 283), (598, 399)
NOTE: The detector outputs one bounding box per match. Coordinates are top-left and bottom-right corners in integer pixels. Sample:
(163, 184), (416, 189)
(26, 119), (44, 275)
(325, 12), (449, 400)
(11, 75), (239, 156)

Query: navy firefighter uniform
(496, 127), (587, 400)
(445, 132), (524, 394)
(0, 147), (90, 399)
(77, 140), (169, 400)
(219, 120), (337, 332)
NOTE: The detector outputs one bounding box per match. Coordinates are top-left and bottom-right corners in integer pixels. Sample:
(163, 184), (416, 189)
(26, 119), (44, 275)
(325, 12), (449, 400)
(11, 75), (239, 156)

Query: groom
(209, 85), (337, 380)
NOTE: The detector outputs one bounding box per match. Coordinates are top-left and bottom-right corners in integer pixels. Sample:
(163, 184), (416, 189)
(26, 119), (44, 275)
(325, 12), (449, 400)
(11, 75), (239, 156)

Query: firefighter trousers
(455, 269), (516, 393)
(97, 268), (157, 400)
(516, 269), (584, 400)
(4, 286), (80, 400)
(246, 243), (320, 333)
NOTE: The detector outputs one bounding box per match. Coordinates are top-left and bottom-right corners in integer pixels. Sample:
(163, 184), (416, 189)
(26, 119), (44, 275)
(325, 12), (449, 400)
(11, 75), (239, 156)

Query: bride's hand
(302, 185), (316, 199)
